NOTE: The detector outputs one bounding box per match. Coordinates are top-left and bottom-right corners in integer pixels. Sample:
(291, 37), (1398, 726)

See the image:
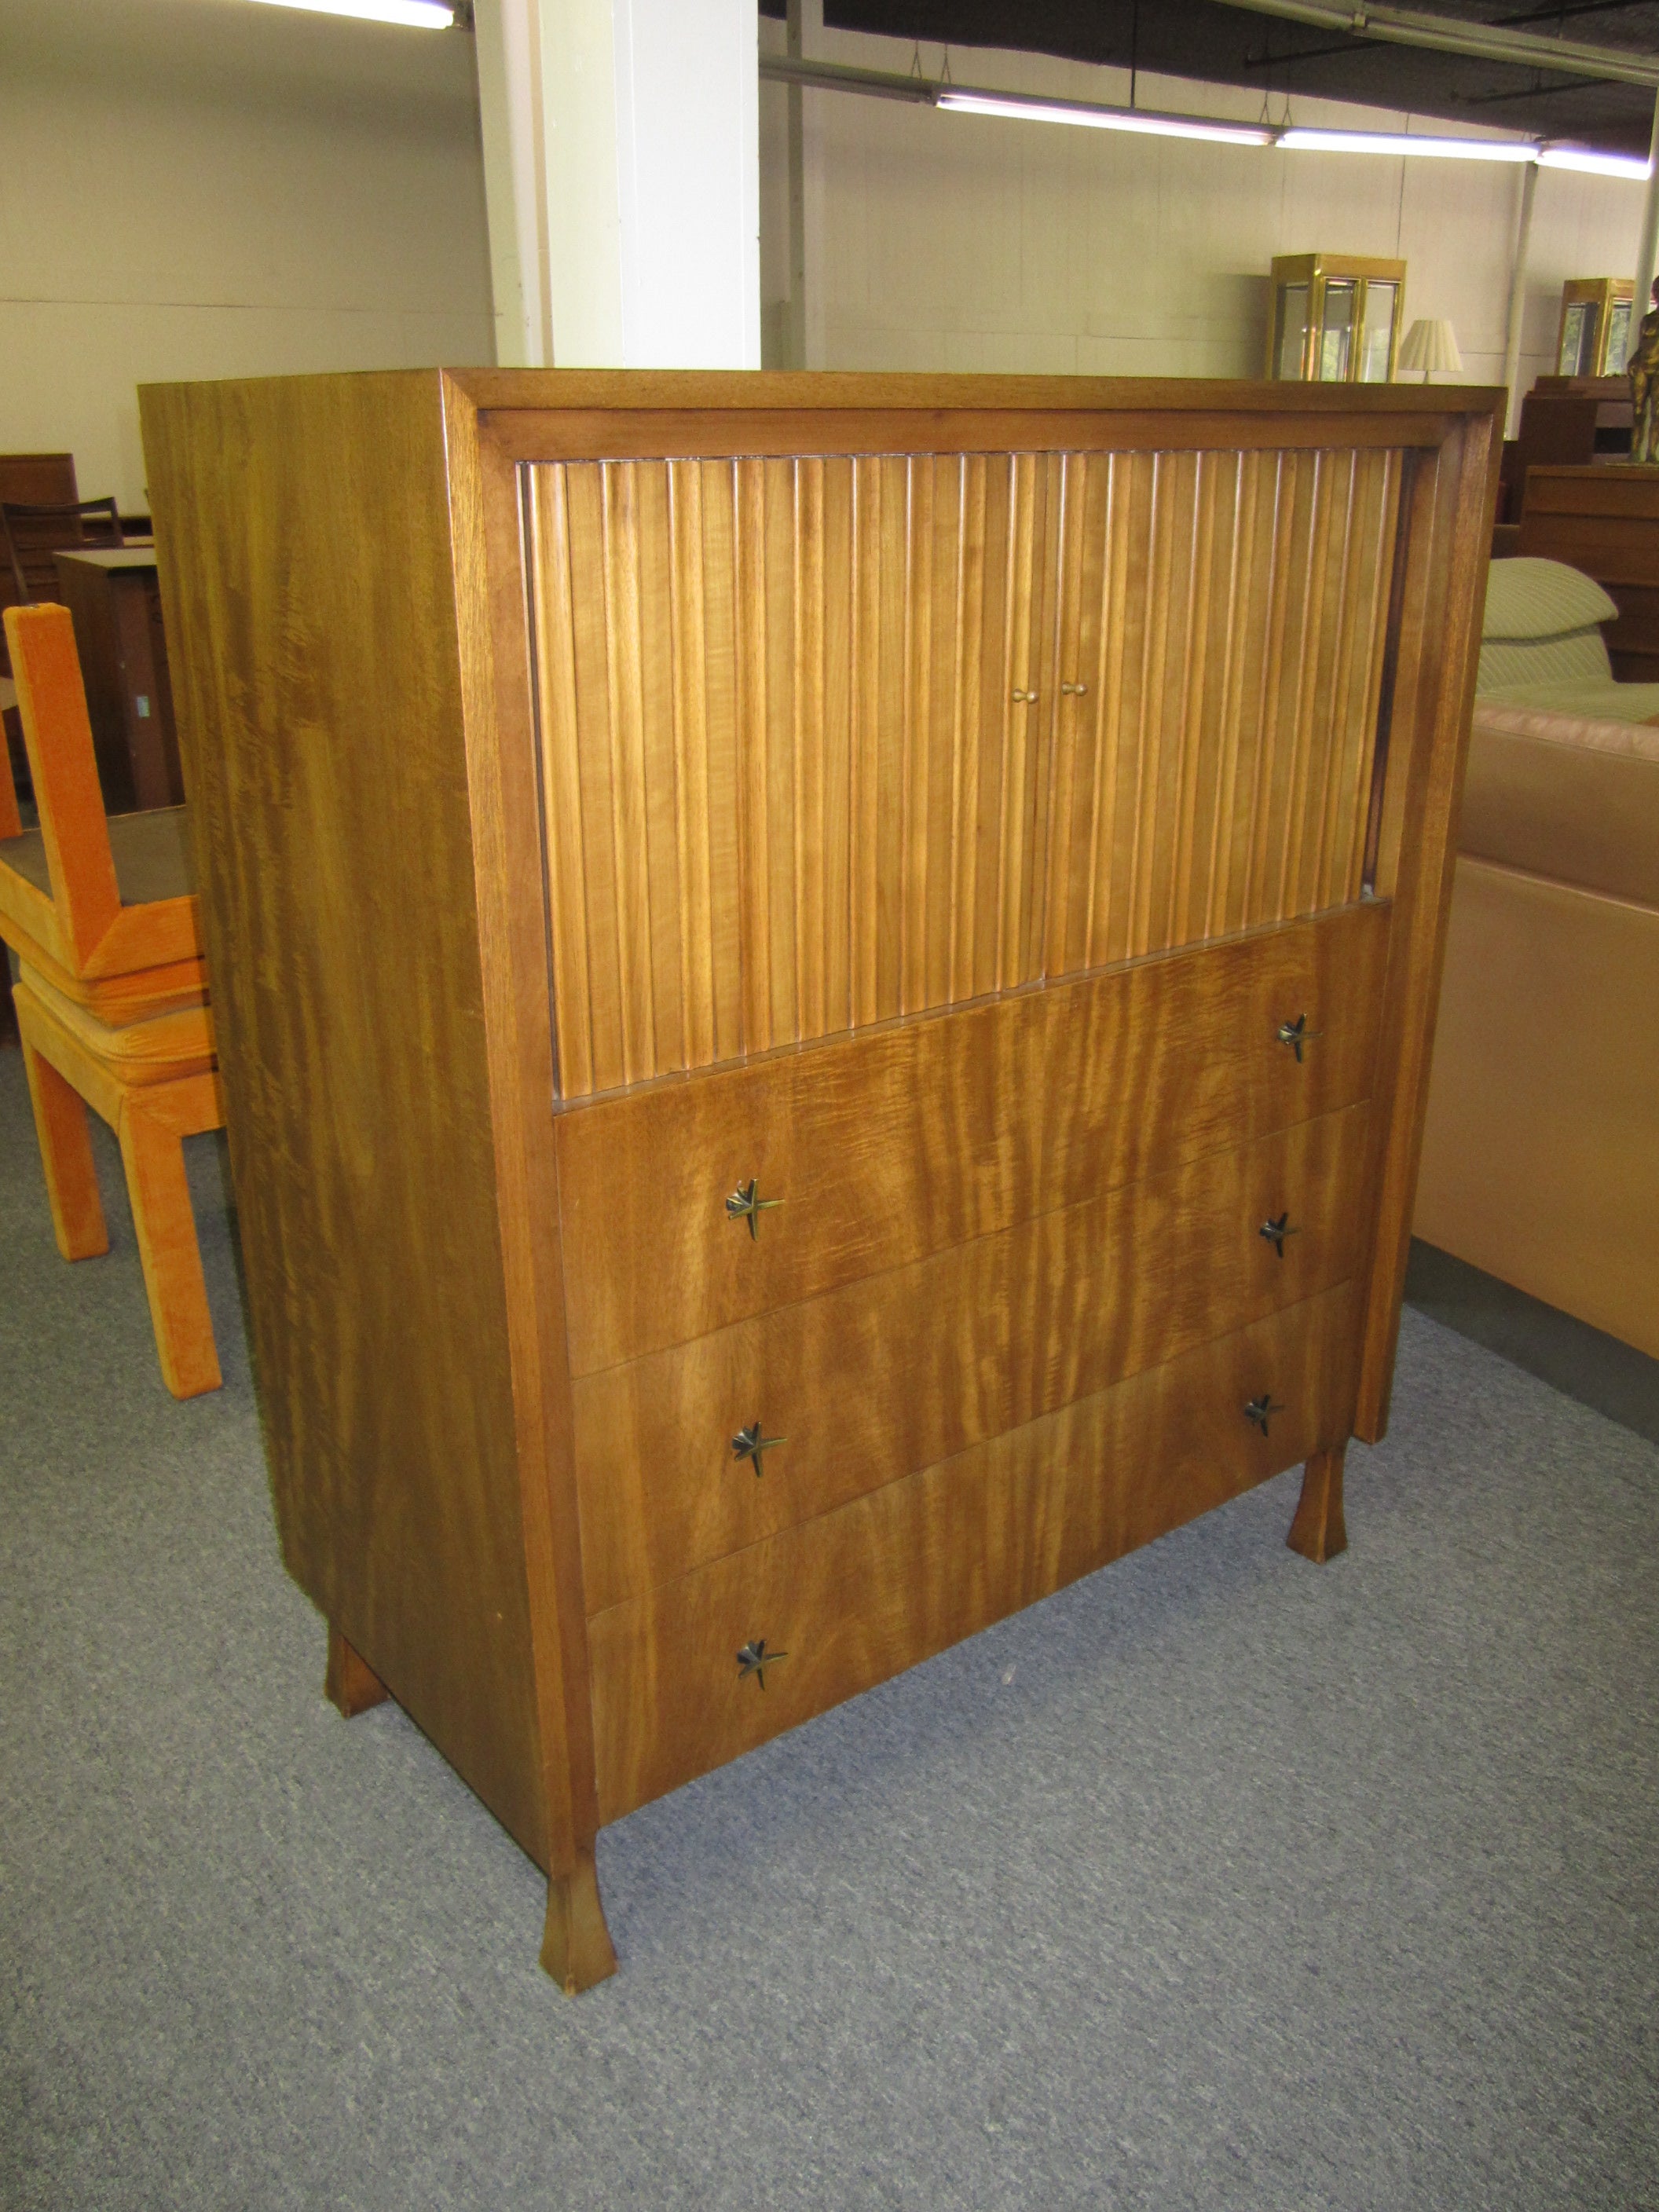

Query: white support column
(782, 0), (806, 370)
(475, 0), (760, 370)
(474, 0), (553, 364)
(612, 0), (761, 367)
(1634, 89), (1659, 348)
(1500, 162), (1538, 440)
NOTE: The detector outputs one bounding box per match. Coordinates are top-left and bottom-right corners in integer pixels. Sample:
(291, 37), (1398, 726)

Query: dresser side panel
(140, 373), (548, 1863)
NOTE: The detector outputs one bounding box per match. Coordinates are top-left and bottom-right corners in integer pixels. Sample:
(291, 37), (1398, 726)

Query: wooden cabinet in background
(1517, 463), (1659, 681)
(53, 548), (182, 812)
(141, 369), (1500, 1991)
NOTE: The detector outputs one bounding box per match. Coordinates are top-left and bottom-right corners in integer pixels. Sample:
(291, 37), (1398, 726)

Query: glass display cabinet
(1555, 278), (1634, 378)
(1267, 255), (1407, 384)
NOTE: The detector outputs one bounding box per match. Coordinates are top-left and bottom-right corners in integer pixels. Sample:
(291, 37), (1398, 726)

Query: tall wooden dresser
(141, 372), (1498, 1990)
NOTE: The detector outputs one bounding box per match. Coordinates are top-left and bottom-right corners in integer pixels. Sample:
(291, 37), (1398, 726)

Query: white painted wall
(759, 18), (1649, 410)
(0, 0), (495, 510)
(3, 0), (1648, 510)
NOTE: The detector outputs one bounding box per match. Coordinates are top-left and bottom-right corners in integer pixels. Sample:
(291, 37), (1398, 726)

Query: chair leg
(20, 1030), (108, 1260)
(117, 1094), (221, 1399)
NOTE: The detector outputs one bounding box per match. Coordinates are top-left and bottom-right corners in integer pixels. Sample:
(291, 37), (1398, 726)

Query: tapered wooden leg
(1287, 1445), (1348, 1564)
(20, 1032), (108, 1261)
(540, 1850), (617, 1995)
(324, 1625), (390, 1717)
(117, 1095), (221, 1398)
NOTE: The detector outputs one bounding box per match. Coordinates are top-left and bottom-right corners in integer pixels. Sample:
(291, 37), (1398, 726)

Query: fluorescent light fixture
(936, 90), (1276, 148)
(1277, 126), (1535, 163)
(247, 0), (459, 27)
(1539, 145), (1651, 179)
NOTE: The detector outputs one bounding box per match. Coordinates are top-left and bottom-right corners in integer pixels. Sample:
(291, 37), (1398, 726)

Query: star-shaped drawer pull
(732, 1421), (786, 1474)
(1258, 1212), (1301, 1258)
(1243, 1393), (1285, 1437)
(736, 1639), (788, 1690)
(1274, 1013), (1322, 1063)
(726, 1178), (783, 1239)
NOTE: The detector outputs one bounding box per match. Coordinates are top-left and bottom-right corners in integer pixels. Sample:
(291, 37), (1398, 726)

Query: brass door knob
(1011, 687), (1038, 704)
(1060, 681), (1088, 696)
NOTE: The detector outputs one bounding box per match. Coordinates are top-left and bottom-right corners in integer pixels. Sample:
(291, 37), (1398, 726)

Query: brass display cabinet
(1268, 255), (1406, 384)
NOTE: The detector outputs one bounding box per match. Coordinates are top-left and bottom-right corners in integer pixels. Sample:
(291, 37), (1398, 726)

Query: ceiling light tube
(1539, 145), (1651, 179)
(936, 90), (1276, 148)
(247, 0), (460, 27)
(1277, 126), (1536, 163)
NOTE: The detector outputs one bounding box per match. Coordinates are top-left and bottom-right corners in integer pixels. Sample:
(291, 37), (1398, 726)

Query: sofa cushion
(1462, 705), (1659, 909)
(1478, 632), (1614, 693)
(1472, 676), (1659, 723)
(1482, 557), (1618, 639)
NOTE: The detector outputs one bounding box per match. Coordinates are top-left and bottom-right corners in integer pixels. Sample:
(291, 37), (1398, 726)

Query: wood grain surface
(556, 898), (1388, 1375)
(574, 1102), (1371, 1613)
(141, 372), (552, 1863)
(1042, 446), (1398, 972)
(588, 1283), (1357, 1821)
(441, 377), (610, 1917)
(1350, 409), (1500, 1437)
(526, 442), (1400, 1097)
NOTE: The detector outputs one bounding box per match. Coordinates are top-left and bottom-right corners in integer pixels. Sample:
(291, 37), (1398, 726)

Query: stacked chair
(0, 602), (222, 1397)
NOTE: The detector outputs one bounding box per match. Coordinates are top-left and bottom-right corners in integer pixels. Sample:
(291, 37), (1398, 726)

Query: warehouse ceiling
(760, 1), (1659, 157)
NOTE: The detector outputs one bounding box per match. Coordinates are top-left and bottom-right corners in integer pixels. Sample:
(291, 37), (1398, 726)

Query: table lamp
(1397, 318), (1463, 382)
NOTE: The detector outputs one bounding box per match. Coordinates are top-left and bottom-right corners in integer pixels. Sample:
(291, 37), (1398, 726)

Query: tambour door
(1042, 444), (1403, 977)
(524, 433), (1409, 1105)
(525, 451), (1061, 1099)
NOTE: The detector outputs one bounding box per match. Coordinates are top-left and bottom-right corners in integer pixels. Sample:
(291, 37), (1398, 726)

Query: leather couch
(1414, 701), (1659, 1358)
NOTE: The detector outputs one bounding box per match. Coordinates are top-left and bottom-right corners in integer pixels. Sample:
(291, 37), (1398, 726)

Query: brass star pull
(1243, 1393), (1285, 1437)
(726, 1178), (783, 1239)
(1258, 1212), (1300, 1258)
(1275, 1014), (1322, 1063)
(732, 1421), (786, 1473)
(736, 1639), (788, 1689)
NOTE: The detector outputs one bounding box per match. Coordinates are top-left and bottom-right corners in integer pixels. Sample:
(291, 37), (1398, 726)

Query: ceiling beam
(1214, 1), (1659, 89)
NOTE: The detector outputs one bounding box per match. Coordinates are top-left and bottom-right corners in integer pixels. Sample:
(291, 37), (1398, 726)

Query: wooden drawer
(558, 899), (1388, 1375)
(588, 1283), (1357, 1820)
(575, 1103), (1371, 1613)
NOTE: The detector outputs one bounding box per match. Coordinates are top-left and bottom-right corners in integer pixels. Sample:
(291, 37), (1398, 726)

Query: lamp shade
(1398, 318), (1464, 377)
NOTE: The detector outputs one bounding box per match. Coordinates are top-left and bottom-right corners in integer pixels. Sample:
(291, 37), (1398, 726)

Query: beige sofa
(1414, 694), (1659, 1358)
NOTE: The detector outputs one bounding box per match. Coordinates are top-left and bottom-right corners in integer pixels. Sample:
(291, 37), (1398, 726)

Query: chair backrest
(0, 454), (77, 500)
(0, 604), (121, 969)
(2, 497), (123, 607)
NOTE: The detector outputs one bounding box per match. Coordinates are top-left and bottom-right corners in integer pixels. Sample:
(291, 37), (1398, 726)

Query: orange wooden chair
(1, 602), (223, 1397)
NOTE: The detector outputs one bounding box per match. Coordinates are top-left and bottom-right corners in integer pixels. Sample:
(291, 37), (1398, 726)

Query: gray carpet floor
(2, 1043), (1655, 2212)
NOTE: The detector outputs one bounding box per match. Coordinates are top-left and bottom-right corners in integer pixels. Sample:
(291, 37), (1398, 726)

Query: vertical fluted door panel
(526, 452), (1053, 1097)
(526, 441), (1403, 1099)
(1042, 445), (1401, 980)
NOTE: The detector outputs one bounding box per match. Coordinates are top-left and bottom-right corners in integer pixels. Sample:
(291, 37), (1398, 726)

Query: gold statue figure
(1629, 279), (1659, 464)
